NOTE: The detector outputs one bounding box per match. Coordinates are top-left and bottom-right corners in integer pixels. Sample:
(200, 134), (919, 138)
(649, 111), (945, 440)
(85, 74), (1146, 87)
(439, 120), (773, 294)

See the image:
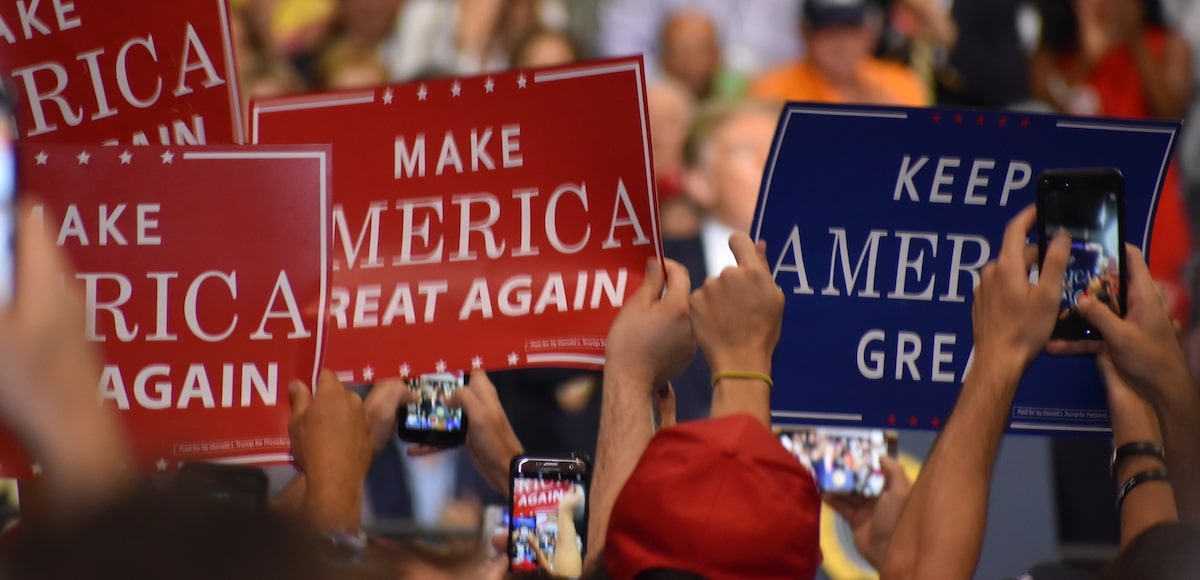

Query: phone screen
(777, 427), (896, 496)
(1038, 170), (1124, 339)
(509, 462), (588, 577)
(403, 372), (465, 434)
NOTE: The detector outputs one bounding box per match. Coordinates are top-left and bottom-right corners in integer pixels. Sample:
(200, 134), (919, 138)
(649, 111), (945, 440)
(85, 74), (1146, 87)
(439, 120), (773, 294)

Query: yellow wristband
(711, 371), (773, 389)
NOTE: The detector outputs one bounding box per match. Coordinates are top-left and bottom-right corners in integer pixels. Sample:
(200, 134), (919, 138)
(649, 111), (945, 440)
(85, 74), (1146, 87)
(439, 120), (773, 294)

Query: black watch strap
(1110, 441), (1164, 480)
(1116, 468), (1170, 510)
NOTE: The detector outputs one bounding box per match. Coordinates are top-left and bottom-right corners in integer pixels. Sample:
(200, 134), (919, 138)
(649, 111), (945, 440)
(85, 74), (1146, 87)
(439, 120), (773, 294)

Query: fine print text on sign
(754, 104), (1179, 436)
(0, 0), (243, 145)
(0, 145), (330, 477)
(253, 57), (661, 383)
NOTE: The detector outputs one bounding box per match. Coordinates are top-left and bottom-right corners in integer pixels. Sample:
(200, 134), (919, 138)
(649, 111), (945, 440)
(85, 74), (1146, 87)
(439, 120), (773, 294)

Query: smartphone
(482, 504), (509, 559)
(1036, 168), (1127, 340)
(176, 462), (269, 509)
(776, 426), (898, 497)
(508, 454), (590, 577)
(397, 371), (468, 447)
(0, 84), (16, 306)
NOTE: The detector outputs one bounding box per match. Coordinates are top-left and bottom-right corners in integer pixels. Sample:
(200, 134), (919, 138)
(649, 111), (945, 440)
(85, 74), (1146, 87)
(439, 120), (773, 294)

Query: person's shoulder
(865, 58), (928, 106)
(750, 60), (814, 99)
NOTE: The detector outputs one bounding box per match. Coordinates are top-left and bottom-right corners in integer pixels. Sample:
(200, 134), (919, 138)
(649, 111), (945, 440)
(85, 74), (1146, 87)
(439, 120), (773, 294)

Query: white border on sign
(1054, 119), (1179, 254)
(182, 150), (330, 392)
(211, 453), (294, 465)
(217, 0), (245, 144)
(1010, 422), (1112, 433)
(525, 353), (607, 365)
(771, 410), (864, 422)
(250, 92), (377, 143)
(754, 106), (909, 242)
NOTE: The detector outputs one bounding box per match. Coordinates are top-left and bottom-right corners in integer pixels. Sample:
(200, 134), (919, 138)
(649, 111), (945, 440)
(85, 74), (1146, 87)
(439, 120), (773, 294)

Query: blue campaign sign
(753, 104), (1180, 436)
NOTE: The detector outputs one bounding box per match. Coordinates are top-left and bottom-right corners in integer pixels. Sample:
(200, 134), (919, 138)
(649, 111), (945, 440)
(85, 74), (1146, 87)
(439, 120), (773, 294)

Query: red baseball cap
(605, 414), (822, 580)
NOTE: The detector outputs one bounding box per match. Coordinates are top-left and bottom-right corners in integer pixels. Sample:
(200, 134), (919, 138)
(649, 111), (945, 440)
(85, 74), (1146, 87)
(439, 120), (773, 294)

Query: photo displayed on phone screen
(1038, 170), (1125, 339)
(404, 372), (464, 431)
(778, 427), (896, 496)
(398, 372), (467, 447)
(509, 474), (586, 576)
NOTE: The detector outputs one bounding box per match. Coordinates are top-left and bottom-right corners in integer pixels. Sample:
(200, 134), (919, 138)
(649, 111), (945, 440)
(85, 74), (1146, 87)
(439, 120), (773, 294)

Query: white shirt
(701, 218), (739, 279)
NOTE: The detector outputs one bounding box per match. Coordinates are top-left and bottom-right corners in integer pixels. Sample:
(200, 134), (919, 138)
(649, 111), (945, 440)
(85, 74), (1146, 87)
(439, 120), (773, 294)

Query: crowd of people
(3, 0), (1200, 578)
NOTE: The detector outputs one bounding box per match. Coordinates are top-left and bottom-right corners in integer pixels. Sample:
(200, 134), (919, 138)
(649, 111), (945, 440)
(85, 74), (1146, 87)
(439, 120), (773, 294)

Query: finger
(1036, 232), (1071, 300)
(1046, 339), (1104, 356)
(822, 494), (866, 519)
(1123, 244), (1158, 307)
(1000, 205), (1038, 268)
(756, 240), (768, 262)
(655, 383), (677, 429)
(288, 379), (311, 418)
(490, 531), (508, 559)
(729, 233), (766, 271)
(662, 259), (692, 304)
(633, 258), (666, 303)
(879, 455), (911, 490)
(315, 369), (345, 395)
(1076, 294), (1124, 339)
(365, 379), (413, 414)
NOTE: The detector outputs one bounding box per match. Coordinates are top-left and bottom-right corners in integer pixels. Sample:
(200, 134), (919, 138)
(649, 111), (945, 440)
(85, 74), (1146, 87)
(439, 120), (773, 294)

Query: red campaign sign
(252, 57), (661, 382)
(1, 145), (329, 478)
(0, 0), (243, 145)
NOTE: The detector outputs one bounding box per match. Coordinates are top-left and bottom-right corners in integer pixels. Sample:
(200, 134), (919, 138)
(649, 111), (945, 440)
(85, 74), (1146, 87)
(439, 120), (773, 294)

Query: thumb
(879, 455), (910, 490)
(1076, 295), (1124, 340)
(289, 379), (311, 418)
(634, 258), (666, 302)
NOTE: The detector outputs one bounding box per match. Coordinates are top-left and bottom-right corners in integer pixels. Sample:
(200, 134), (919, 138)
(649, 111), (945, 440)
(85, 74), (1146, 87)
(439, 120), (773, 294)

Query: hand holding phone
(508, 454), (590, 578)
(777, 426), (898, 497)
(1036, 168), (1127, 341)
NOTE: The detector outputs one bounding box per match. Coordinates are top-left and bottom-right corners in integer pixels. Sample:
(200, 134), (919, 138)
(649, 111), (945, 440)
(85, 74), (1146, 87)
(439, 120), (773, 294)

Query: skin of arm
(883, 207), (1069, 580)
(1054, 245), (1200, 523)
(1099, 354), (1177, 546)
(584, 258), (694, 569)
(692, 235), (783, 428)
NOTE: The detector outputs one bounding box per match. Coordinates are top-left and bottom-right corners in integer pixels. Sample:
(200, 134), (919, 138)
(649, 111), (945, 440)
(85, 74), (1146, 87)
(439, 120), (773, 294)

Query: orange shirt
(750, 59), (929, 106)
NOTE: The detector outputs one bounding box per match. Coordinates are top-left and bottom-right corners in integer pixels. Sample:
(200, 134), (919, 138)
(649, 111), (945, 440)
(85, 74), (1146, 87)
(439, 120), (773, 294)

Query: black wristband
(1116, 468), (1170, 510)
(1110, 441), (1164, 480)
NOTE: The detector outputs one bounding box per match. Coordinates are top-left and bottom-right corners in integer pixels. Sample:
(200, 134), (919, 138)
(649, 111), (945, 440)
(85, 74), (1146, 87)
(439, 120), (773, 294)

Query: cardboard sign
(1, 145), (329, 477)
(252, 58), (661, 383)
(753, 104), (1179, 435)
(1, 0), (243, 144)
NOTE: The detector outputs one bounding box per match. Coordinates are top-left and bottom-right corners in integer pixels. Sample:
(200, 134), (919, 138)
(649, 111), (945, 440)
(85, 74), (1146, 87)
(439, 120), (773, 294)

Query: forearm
(906, 1), (957, 48)
(585, 373), (656, 565)
(1150, 373), (1200, 523)
(1114, 455), (1176, 545)
(302, 475), (363, 532)
(711, 378), (772, 427)
(883, 361), (1020, 580)
(270, 473), (307, 520)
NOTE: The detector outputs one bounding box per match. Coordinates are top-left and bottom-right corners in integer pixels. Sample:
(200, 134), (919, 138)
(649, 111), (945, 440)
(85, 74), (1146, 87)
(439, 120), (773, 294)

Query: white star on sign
(35, 151), (48, 165)
(156, 458), (168, 472)
(399, 363), (411, 377)
(471, 356), (483, 369)
(451, 81), (462, 97)
(417, 84), (428, 101)
(508, 352), (520, 366)
(517, 73), (527, 89)
(363, 365), (375, 381)
(31, 462), (42, 476)
(161, 151), (175, 164)
(435, 360), (448, 373)
(76, 151), (91, 165)
(119, 150), (133, 164)
(382, 88), (394, 104)
(485, 77), (495, 93)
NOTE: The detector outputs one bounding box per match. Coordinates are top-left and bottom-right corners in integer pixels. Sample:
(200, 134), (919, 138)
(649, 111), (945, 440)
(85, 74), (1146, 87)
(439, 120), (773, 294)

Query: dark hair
(0, 488), (382, 580)
(510, 27), (581, 68)
(1039, 0), (1166, 54)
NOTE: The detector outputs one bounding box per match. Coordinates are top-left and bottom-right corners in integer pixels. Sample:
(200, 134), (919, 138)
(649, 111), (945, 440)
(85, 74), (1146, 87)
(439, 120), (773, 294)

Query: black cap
(804, 0), (874, 29)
